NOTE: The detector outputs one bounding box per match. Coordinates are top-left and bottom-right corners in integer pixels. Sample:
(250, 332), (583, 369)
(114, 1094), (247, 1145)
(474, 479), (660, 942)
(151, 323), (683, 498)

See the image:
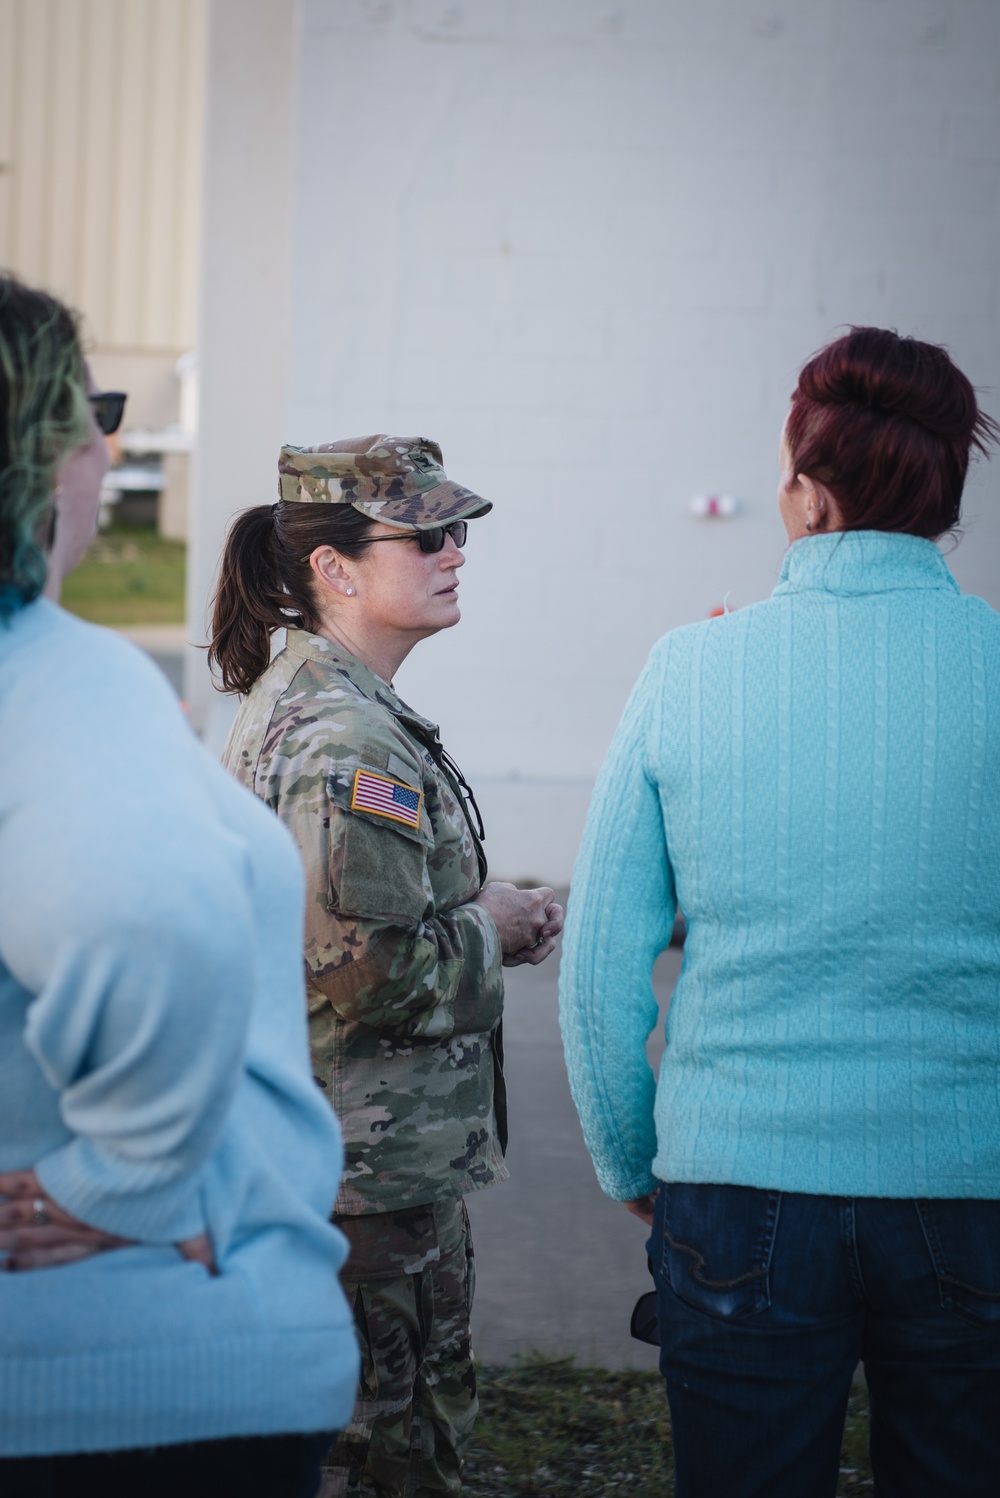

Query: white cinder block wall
(286, 0), (1000, 882)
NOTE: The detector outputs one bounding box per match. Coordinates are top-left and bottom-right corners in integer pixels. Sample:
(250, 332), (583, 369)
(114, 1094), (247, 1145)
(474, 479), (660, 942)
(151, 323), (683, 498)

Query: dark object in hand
(630, 1256), (660, 1345)
(630, 1290), (659, 1346)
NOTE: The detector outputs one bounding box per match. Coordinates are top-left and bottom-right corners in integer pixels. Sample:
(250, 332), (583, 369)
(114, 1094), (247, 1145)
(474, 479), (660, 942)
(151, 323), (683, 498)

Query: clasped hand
(474, 881), (565, 967)
(0, 1169), (215, 1273)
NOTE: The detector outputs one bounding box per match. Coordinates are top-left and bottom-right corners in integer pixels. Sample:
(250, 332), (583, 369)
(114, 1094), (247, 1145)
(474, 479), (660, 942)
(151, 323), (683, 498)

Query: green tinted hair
(0, 274), (92, 621)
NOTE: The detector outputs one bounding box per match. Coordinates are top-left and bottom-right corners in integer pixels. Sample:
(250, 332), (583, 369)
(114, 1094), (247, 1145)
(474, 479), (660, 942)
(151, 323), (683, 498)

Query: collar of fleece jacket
(774, 529), (959, 599)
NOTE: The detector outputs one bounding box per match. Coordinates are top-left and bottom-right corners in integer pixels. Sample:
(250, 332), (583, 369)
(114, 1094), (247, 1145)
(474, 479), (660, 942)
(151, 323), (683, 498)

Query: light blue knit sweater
(560, 531), (1000, 1201)
(0, 601), (358, 1455)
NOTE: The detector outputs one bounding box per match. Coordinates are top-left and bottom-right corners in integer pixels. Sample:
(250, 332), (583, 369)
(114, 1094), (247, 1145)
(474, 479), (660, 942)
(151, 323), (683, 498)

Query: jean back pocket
(915, 1199), (1000, 1326)
(658, 1182), (781, 1321)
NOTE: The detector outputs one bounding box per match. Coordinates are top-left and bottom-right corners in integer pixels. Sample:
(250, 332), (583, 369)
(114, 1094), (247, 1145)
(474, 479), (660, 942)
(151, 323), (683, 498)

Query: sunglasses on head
(89, 391), (127, 436)
(366, 519), (468, 554)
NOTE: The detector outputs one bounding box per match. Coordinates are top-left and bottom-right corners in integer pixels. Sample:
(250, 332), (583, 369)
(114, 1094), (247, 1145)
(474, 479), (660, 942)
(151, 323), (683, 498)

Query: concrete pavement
(466, 930), (679, 1370)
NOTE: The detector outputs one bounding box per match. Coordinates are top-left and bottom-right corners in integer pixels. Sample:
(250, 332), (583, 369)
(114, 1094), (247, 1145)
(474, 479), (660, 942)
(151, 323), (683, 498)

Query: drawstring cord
(427, 742), (488, 886)
(438, 747), (486, 843)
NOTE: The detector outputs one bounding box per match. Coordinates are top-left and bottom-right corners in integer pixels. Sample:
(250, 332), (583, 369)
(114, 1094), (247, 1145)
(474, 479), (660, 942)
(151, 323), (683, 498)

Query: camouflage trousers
(320, 1197), (477, 1498)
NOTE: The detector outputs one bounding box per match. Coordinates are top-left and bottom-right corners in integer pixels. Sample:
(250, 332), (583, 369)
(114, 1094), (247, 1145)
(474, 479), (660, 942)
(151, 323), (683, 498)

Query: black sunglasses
(89, 391), (127, 436)
(366, 520), (467, 554)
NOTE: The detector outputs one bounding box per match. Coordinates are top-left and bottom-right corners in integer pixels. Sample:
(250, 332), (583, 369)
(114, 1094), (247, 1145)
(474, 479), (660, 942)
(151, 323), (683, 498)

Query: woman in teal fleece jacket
(561, 327), (1000, 1498)
(0, 279), (357, 1492)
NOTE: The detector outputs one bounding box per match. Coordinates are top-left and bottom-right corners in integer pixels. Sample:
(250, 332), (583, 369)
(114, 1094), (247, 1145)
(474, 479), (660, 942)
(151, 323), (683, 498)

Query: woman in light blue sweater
(0, 280), (357, 1491)
(560, 327), (1000, 1498)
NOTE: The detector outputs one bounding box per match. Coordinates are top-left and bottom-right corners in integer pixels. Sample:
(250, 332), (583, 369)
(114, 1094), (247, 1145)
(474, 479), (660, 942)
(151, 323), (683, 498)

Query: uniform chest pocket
(327, 764), (436, 924)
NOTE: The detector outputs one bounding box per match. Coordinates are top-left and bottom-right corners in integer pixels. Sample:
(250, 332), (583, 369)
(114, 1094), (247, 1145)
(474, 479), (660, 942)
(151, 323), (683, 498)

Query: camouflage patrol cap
(277, 434), (492, 530)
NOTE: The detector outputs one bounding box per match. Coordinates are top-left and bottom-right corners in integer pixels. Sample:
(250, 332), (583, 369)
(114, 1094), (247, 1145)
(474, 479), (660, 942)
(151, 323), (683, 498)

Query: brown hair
(786, 326), (998, 539)
(209, 501), (375, 693)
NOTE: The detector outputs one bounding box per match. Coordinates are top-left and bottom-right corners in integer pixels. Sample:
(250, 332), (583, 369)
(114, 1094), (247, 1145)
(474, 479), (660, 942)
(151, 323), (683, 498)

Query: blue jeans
(647, 1183), (1000, 1498)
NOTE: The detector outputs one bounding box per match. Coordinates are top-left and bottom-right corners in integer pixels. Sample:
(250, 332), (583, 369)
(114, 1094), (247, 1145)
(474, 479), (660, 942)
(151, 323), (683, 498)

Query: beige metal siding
(0, 0), (205, 352)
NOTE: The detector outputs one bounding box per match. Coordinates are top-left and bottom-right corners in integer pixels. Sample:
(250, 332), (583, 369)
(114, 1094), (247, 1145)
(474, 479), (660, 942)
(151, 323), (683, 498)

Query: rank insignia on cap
(351, 768), (423, 829)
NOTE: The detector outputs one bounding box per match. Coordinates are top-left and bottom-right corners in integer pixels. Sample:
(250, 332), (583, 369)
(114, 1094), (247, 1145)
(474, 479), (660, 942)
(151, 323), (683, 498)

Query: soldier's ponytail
(209, 501), (375, 694)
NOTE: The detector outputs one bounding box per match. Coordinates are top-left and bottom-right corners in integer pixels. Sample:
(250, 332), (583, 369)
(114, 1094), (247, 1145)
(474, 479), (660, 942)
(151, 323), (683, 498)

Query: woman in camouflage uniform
(210, 436), (563, 1498)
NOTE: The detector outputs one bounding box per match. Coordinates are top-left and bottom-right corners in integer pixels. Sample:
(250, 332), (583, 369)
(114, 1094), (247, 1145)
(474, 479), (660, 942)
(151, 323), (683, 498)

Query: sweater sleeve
(559, 643), (676, 1201)
(0, 634), (257, 1243)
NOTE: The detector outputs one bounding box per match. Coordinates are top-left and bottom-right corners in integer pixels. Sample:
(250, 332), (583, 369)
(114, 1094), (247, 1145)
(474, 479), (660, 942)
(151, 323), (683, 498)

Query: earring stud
(346, 586), (355, 596)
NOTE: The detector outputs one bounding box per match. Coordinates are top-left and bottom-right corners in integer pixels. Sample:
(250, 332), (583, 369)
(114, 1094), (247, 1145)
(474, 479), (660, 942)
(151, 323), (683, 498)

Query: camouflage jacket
(221, 630), (508, 1214)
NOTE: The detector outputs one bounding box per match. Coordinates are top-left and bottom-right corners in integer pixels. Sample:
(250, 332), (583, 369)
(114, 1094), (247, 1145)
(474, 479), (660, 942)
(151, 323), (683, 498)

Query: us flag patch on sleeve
(350, 768), (423, 829)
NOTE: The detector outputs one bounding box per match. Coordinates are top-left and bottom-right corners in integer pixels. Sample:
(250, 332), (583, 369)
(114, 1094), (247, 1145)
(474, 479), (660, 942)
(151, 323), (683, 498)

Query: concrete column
(185, 0), (299, 747)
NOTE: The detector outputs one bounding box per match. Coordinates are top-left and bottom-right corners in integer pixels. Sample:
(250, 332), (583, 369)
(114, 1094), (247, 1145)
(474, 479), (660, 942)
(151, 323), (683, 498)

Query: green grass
(464, 1360), (873, 1497)
(61, 525), (186, 625)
